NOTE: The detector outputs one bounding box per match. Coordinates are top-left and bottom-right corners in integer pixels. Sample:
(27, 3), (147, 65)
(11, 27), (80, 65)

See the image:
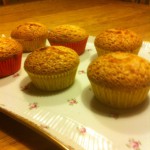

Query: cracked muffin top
(48, 24), (88, 43)
(94, 28), (142, 53)
(11, 22), (48, 40)
(87, 52), (150, 89)
(24, 46), (79, 75)
(0, 37), (23, 59)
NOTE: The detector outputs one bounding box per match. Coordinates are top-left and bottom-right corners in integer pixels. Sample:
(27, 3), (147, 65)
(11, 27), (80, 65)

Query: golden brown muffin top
(48, 24), (88, 43)
(0, 37), (23, 60)
(24, 46), (79, 75)
(94, 28), (142, 52)
(11, 22), (48, 40)
(87, 52), (150, 89)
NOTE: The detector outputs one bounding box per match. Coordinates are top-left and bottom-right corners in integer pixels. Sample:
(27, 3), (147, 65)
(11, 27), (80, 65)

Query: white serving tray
(0, 36), (150, 150)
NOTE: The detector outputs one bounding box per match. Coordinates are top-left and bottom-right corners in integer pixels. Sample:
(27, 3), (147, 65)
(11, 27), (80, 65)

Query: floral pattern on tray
(1, 37), (150, 150)
(126, 139), (141, 150)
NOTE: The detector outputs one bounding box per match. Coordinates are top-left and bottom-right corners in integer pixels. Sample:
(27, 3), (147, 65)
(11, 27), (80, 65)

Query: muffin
(87, 52), (150, 109)
(94, 28), (142, 56)
(24, 46), (79, 91)
(0, 37), (23, 78)
(48, 24), (89, 55)
(11, 22), (48, 52)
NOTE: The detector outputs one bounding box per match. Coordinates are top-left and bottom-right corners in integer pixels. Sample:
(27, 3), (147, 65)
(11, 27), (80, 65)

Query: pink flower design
(126, 139), (141, 150)
(29, 102), (38, 110)
(78, 70), (86, 74)
(68, 99), (78, 105)
(77, 126), (86, 134)
(13, 73), (20, 78)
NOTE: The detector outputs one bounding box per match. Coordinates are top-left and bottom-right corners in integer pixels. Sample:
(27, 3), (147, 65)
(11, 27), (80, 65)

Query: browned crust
(11, 22), (48, 40)
(94, 28), (142, 52)
(24, 46), (79, 75)
(87, 52), (150, 89)
(48, 24), (88, 43)
(0, 37), (23, 59)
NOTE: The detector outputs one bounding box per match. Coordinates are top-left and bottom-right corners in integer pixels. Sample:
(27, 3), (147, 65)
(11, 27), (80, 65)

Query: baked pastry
(11, 22), (48, 52)
(24, 46), (79, 91)
(0, 37), (23, 78)
(48, 24), (89, 55)
(94, 28), (142, 56)
(87, 52), (150, 109)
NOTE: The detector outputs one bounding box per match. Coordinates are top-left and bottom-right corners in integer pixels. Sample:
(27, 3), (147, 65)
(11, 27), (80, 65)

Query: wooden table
(0, 0), (150, 149)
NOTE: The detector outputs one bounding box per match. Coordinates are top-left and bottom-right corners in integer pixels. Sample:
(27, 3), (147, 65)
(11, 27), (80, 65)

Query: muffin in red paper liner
(11, 22), (48, 53)
(48, 24), (89, 55)
(0, 37), (23, 78)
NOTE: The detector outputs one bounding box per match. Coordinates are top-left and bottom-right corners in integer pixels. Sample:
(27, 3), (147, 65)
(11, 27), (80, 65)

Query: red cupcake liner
(48, 37), (88, 55)
(0, 53), (22, 78)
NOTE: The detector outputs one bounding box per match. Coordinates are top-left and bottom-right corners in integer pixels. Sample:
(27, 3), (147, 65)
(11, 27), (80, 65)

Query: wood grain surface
(0, 0), (150, 149)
